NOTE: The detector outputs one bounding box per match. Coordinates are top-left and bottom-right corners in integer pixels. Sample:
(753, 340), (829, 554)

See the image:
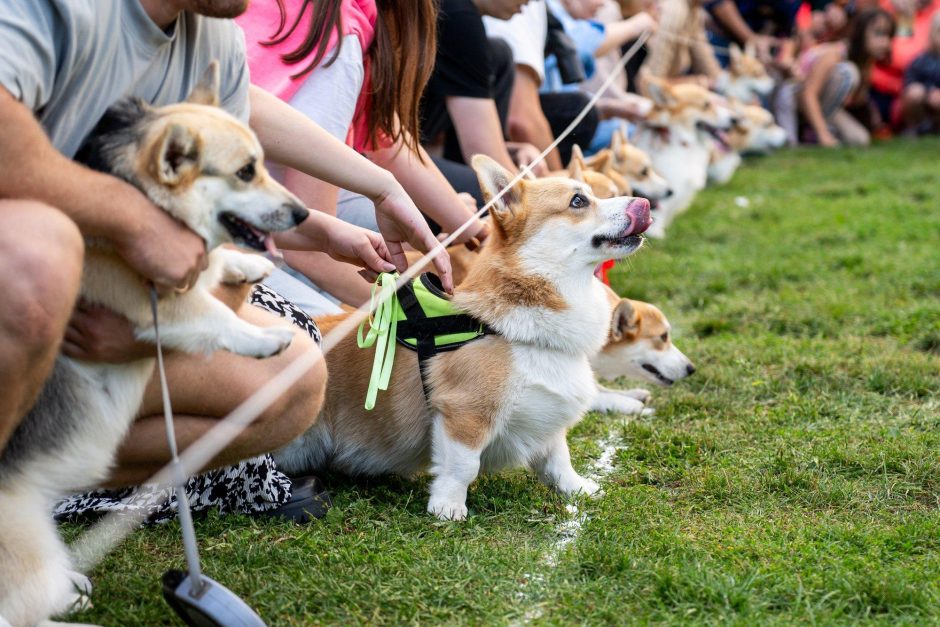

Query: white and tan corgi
(0, 64), (307, 626)
(276, 155), (651, 520)
(585, 128), (673, 205)
(633, 78), (735, 238)
(707, 100), (788, 185)
(723, 42), (775, 104)
(560, 145), (620, 199)
(591, 284), (695, 414)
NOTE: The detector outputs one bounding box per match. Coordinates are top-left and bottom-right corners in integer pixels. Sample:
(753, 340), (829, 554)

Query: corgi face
(728, 103), (788, 153)
(646, 80), (735, 132)
(606, 130), (672, 204)
(472, 155), (651, 269)
(728, 43), (774, 100)
(592, 297), (695, 385)
(116, 63), (307, 251)
(567, 145), (619, 199)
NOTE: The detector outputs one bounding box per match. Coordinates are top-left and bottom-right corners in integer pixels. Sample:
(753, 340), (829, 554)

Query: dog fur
(633, 78), (734, 238)
(0, 64), (307, 626)
(591, 284), (695, 414)
(707, 100), (788, 185)
(275, 155), (651, 520)
(724, 42), (775, 104)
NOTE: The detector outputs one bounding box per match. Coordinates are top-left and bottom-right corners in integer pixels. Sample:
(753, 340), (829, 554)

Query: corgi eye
(235, 162), (256, 182)
(660, 332), (669, 342)
(569, 193), (589, 209)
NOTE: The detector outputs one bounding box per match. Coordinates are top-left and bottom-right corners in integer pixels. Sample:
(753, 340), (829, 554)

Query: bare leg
(0, 201), (83, 452)
(901, 83), (927, 130)
(106, 303), (326, 486)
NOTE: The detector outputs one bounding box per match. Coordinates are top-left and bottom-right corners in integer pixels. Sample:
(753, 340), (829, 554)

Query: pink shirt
(238, 0), (379, 151)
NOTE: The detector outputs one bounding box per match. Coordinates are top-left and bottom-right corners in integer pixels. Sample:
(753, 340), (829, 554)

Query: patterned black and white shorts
(54, 284), (321, 525)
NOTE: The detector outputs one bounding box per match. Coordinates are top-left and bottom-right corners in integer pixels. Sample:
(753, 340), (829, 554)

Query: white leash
(71, 29), (653, 573)
(148, 286), (206, 594)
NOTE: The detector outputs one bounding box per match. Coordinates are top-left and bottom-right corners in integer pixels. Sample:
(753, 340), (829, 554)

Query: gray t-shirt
(0, 0), (250, 158)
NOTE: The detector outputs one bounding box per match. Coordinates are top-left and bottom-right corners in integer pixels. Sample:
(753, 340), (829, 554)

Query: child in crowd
(777, 8), (895, 146)
(901, 11), (940, 133)
(239, 0), (488, 309)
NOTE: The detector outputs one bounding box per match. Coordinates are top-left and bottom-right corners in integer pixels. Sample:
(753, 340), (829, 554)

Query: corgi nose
(663, 188), (674, 198)
(289, 204), (309, 225)
(686, 363), (696, 376)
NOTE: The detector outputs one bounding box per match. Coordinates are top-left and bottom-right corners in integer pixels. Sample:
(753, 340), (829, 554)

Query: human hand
(511, 143), (550, 177)
(322, 217), (397, 283)
(62, 301), (154, 363)
(374, 183), (454, 292)
(629, 11), (658, 34)
(818, 132), (840, 148)
(750, 35), (777, 64)
(115, 192), (208, 294)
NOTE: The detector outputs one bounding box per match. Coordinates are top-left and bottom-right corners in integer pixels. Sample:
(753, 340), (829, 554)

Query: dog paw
(557, 476), (600, 498)
(66, 570), (93, 598)
(592, 394), (646, 415)
(623, 388), (652, 403)
(641, 407), (656, 417)
(227, 325), (295, 359)
(427, 499), (468, 521)
(221, 252), (275, 285)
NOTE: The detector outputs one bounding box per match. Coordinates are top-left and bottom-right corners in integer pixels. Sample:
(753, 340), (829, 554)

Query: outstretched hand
(321, 217), (397, 283)
(374, 185), (454, 293)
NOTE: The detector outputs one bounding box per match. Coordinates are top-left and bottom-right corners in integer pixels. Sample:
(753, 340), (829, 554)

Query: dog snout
(626, 198), (651, 235)
(686, 363), (696, 376)
(663, 187), (674, 199)
(289, 203), (310, 226)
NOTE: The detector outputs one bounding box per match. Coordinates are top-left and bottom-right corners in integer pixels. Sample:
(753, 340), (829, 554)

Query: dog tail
(0, 486), (76, 625)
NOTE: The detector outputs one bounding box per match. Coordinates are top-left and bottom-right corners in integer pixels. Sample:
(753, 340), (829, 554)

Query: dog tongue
(263, 233), (281, 258)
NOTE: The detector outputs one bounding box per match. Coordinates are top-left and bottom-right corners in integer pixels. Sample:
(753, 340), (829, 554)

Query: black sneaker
(257, 476), (332, 524)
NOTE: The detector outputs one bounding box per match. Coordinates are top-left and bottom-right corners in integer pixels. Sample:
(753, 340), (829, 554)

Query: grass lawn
(70, 138), (940, 625)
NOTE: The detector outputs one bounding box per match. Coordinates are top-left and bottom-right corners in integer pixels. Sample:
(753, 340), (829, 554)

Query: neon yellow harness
(357, 273), (494, 410)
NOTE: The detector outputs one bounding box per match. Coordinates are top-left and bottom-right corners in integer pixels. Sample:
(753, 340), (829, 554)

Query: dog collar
(357, 272), (494, 410)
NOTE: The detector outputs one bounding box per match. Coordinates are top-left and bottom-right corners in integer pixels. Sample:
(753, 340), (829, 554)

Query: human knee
(927, 87), (940, 110)
(903, 82), (927, 105)
(256, 330), (326, 449)
(0, 201), (83, 350)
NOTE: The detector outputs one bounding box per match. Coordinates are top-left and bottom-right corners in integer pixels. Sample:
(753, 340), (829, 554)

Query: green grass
(71, 139), (940, 625)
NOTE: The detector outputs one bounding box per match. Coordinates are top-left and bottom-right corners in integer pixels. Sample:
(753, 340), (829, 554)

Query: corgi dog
(723, 42), (775, 104)
(591, 284), (695, 414)
(0, 64), (306, 626)
(558, 145), (620, 199)
(707, 100), (788, 185)
(585, 128), (673, 206)
(276, 155), (651, 520)
(633, 78), (735, 238)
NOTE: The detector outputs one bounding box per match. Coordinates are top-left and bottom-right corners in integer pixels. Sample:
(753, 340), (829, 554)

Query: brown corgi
(276, 155), (651, 520)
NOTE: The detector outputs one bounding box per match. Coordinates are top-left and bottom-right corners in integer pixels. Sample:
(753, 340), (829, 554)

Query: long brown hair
(265, 0), (438, 155)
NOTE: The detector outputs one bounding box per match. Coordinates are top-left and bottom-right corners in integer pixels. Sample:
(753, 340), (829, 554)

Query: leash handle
(357, 273), (399, 410)
(149, 286), (205, 595)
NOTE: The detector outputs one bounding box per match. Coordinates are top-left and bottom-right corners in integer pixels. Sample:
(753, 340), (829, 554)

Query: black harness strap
(395, 278), (495, 402)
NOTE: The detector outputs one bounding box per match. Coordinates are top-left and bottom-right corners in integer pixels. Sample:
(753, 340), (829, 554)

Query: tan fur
(729, 42), (771, 80)
(547, 145), (620, 199)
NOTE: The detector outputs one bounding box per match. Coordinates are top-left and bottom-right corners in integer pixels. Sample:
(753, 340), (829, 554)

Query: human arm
(506, 142), (551, 176)
(368, 129), (489, 246)
(248, 85), (453, 291)
(709, 0), (776, 62)
(507, 66), (564, 171)
(446, 96), (519, 172)
(0, 87), (208, 292)
(595, 12), (657, 58)
(799, 46), (843, 146)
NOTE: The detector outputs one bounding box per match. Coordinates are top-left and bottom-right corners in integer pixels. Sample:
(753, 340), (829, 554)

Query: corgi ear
(567, 152), (586, 183)
(643, 76), (676, 108)
(186, 60), (221, 107)
(472, 154), (521, 220)
(155, 123), (201, 185)
(611, 128), (624, 153)
(591, 149), (611, 172)
(611, 299), (639, 341)
(729, 43), (743, 66)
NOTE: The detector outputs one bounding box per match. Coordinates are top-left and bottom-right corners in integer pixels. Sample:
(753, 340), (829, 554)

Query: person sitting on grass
(776, 8), (896, 147)
(238, 0), (489, 312)
(0, 0), (451, 525)
(900, 12), (940, 133)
